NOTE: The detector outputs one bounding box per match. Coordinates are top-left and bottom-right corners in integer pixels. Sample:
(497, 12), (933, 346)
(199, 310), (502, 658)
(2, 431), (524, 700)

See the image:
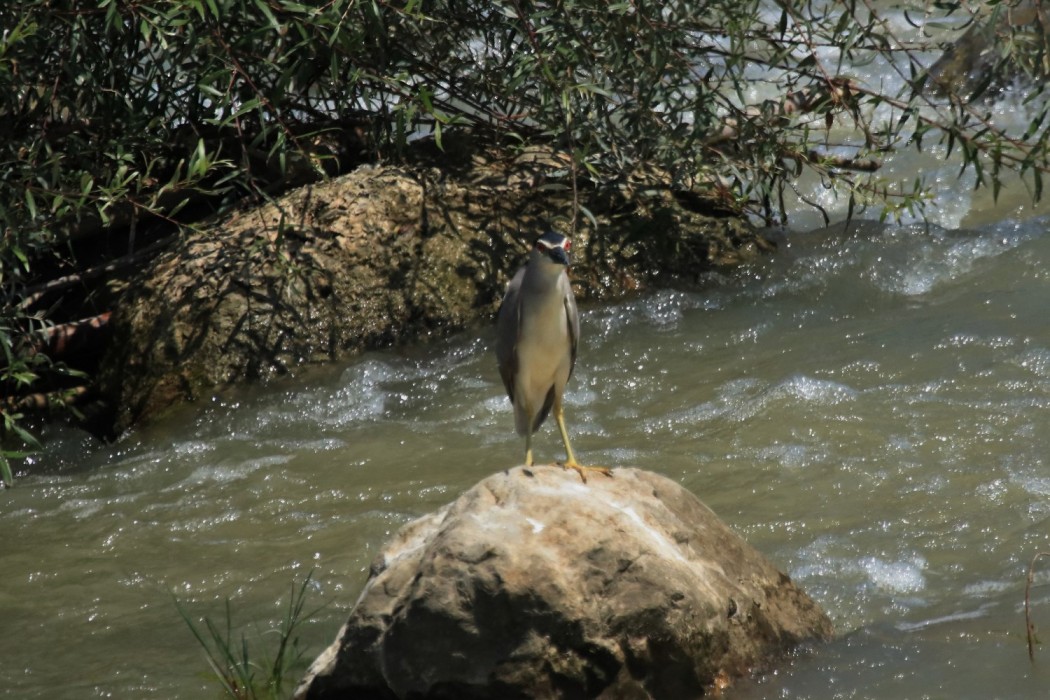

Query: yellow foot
(557, 460), (613, 484)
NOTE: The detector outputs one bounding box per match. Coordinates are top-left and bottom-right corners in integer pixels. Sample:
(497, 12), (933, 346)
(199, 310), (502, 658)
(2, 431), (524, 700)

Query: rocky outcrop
(926, 2), (1049, 101)
(97, 141), (772, 437)
(295, 466), (833, 700)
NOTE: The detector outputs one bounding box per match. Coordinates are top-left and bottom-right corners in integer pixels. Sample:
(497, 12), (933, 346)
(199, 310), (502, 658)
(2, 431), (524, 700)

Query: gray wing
(495, 265), (526, 401)
(561, 270), (579, 377)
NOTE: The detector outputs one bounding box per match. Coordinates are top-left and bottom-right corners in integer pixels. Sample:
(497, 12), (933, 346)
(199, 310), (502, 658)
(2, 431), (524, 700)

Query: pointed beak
(549, 247), (570, 266)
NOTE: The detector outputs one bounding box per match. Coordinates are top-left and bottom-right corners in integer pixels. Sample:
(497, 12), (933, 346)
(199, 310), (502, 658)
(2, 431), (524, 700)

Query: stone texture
(926, 1), (1049, 101)
(96, 139), (773, 437)
(296, 466), (833, 700)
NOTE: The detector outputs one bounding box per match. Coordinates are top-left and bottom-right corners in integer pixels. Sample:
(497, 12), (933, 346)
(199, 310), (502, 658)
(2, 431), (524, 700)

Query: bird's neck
(527, 252), (566, 276)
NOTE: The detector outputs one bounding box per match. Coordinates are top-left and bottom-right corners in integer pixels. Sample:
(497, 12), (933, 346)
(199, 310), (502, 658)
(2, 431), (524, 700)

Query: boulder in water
(295, 466), (833, 699)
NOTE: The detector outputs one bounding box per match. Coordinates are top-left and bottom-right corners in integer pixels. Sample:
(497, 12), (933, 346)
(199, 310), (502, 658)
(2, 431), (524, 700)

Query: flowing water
(8, 9), (1050, 697)
(5, 212), (1050, 698)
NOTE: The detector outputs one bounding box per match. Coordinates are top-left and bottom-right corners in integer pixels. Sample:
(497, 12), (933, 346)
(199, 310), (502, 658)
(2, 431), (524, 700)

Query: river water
(5, 209), (1050, 698)
(8, 13), (1050, 700)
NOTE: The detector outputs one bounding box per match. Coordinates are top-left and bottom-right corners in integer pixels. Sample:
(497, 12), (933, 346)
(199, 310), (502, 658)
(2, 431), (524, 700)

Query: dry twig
(1026, 551), (1050, 661)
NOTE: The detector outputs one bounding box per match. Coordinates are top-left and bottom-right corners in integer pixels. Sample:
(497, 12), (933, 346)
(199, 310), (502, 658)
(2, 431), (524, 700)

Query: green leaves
(175, 571), (321, 699)
(2, 0), (1044, 283)
(0, 0), (1042, 242)
(0, 304), (74, 486)
(0, 0), (1049, 482)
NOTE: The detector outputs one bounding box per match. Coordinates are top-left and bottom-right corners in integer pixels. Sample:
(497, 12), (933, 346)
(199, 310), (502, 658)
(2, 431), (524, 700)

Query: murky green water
(5, 214), (1050, 698)
(8, 8), (1050, 694)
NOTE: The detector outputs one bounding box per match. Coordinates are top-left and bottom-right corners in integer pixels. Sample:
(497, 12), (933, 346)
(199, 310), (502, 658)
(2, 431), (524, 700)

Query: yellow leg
(521, 397), (535, 466)
(554, 402), (612, 484)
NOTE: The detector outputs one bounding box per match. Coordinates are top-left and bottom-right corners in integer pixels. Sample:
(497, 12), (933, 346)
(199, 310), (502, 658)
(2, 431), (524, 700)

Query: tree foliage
(2, 0), (1049, 476)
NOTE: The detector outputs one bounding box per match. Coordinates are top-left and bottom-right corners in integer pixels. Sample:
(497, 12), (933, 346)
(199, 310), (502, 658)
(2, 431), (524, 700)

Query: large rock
(296, 466), (833, 699)
(926, 1), (1049, 101)
(96, 138), (772, 437)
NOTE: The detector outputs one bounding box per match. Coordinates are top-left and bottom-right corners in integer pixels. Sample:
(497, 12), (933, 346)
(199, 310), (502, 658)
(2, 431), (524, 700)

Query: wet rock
(926, 2), (1049, 102)
(295, 466), (833, 700)
(97, 143), (771, 437)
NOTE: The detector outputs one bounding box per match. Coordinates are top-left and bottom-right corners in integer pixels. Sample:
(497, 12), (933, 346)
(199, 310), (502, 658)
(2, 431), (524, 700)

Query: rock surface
(96, 139), (772, 437)
(926, 1), (1049, 101)
(296, 466), (833, 700)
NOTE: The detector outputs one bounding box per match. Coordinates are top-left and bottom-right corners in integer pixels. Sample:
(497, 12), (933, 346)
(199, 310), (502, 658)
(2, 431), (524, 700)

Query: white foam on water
(895, 604), (992, 631)
(171, 440), (214, 457)
(754, 442), (821, 470)
(777, 375), (857, 404)
(860, 556), (927, 594)
(172, 454), (294, 488)
(863, 223), (1038, 298)
(1013, 348), (1050, 378)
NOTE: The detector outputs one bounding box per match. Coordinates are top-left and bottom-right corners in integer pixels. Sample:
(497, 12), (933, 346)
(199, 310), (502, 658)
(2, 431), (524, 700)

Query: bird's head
(533, 231), (572, 266)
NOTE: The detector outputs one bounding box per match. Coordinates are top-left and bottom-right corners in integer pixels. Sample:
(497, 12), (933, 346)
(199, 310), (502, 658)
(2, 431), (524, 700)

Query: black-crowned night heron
(495, 231), (612, 483)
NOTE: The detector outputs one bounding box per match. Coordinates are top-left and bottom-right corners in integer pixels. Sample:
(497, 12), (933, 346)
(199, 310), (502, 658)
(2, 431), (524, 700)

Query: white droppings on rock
(296, 466), (833, 700)
(609, 501), (688, 564)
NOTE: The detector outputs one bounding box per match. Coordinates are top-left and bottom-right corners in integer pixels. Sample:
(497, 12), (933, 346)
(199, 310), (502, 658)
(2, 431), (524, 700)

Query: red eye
(563, 240), (571, 252)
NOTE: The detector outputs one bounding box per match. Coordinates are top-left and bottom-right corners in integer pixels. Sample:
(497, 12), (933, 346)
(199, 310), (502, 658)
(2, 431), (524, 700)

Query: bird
(495, 231), (612, 483)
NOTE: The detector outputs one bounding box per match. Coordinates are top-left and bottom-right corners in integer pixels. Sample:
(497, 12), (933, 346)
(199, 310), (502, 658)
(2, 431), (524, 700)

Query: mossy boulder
(98, 143), (772, 436)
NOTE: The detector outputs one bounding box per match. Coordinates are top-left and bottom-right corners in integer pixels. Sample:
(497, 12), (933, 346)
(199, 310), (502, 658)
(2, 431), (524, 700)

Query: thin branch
(19, 237), (175, 310)
(2, 386), (90, 413)
(1026, 551), (1050, 662)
